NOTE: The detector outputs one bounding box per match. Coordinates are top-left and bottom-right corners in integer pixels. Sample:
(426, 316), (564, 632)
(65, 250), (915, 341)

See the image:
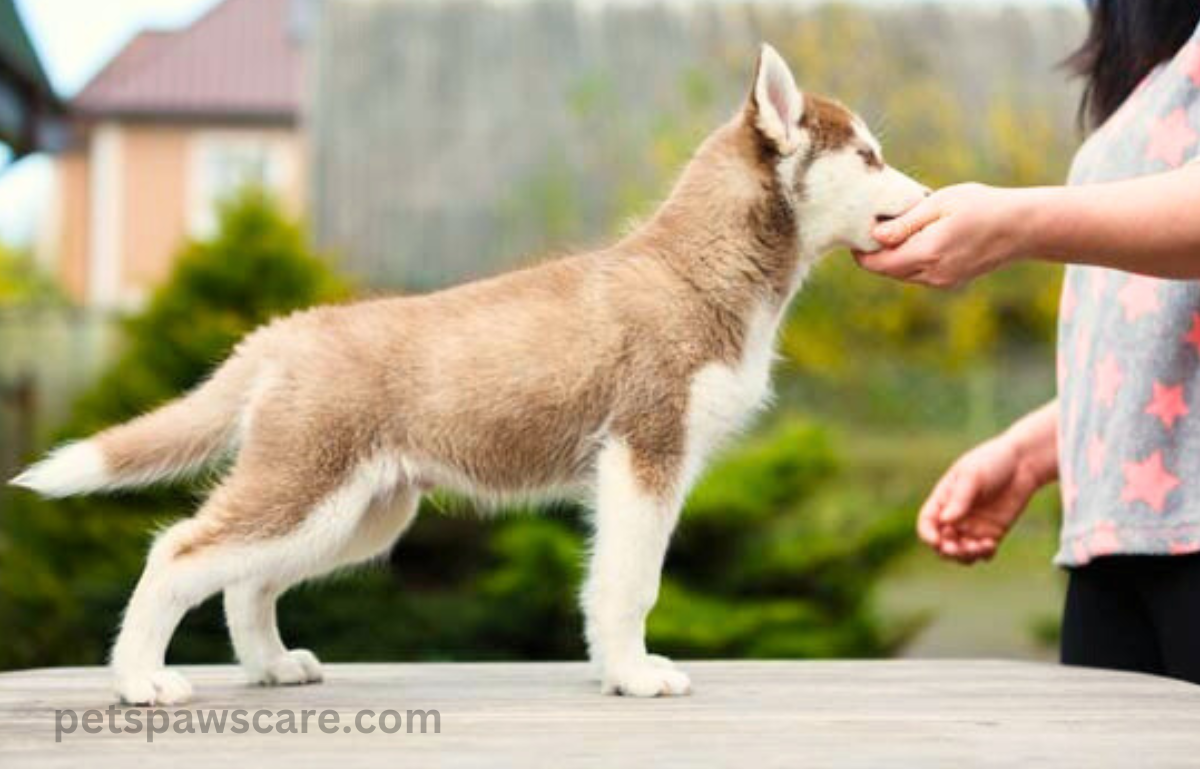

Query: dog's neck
(624, 119), (811, 315)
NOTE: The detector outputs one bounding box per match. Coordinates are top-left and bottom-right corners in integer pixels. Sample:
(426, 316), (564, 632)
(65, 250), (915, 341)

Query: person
(854, 1), (1200, 684)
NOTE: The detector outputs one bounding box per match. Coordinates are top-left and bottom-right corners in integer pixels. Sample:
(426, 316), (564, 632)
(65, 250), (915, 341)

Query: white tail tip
(9, 441), (110, 498)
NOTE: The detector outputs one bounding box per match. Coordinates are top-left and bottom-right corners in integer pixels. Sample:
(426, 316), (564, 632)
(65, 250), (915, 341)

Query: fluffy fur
(11, 44), (927, 704)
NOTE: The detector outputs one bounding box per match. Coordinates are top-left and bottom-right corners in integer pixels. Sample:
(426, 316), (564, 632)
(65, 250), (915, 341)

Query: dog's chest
(682, 305), (778, 482)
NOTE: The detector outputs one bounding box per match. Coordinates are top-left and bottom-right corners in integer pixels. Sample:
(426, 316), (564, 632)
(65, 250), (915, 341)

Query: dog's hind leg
(224, 583), (323, 686)
(582, 439), (690, 697)
(223, 488), (420, 686)
(110, 456), (398, 705)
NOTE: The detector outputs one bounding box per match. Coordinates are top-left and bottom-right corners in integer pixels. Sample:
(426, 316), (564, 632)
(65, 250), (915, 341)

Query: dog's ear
(748, 43), (804, 156)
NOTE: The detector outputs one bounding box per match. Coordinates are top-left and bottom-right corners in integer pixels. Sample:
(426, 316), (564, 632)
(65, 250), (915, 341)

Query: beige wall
(54, 121), (306, 308)
(55, 150), (91, 304)
(120, 125), (190, 299)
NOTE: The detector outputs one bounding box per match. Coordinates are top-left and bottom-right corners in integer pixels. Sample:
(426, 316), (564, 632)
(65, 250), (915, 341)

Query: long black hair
(1067, 0), (1200, 130)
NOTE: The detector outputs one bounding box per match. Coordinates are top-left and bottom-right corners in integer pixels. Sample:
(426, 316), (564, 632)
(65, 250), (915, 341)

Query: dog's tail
(10, 355), (257, 499)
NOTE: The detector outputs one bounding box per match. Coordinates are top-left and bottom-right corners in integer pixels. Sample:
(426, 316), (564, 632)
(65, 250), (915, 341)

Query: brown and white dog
(12, 45), (926, 703)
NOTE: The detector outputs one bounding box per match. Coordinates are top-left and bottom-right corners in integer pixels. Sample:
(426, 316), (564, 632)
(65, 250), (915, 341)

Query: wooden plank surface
(1, 661), (1198, 767)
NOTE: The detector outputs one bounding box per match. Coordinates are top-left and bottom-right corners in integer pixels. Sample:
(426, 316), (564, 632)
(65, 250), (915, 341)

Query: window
(189, 134), (288, 237)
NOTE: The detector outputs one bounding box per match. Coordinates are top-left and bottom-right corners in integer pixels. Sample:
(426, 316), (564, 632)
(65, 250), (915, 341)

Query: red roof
(72, 0), (300, 121)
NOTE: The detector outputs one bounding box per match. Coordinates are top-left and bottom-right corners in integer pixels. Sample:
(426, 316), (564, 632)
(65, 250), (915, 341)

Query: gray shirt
(1056, 24), (1200, 566)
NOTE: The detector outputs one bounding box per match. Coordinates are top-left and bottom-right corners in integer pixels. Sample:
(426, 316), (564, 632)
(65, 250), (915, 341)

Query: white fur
(583, 439), (691, 697)
(110, 454), (412, 704)
(798, 141), (928, 255)
(754, 44), (805, 155)
(578, 303), (785, 698)
(682, 302), (780, 490)
(9, 441), (111, 498)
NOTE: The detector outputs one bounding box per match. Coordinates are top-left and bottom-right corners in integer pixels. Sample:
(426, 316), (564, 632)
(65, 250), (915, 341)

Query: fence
(308, 0), (1083, 291)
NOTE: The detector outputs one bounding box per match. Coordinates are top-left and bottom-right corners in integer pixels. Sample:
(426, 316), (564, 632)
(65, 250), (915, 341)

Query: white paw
(115, 669), (194, 706)
(603, 662), (691, 697)
(258, 649), (324, 686)
(646, 653), (678, 670)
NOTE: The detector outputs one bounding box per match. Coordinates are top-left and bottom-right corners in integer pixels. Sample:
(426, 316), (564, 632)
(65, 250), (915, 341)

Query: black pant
(1062, 553), (1200, 684)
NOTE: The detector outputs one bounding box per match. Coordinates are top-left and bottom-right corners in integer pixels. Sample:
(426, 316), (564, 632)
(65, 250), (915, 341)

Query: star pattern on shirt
(1145, 381), (1189, 430)
(1088, 521), (1122, 558)
(1086, 433), (1106, 476)
(1184, 313), (1200, 356)
(1121, 450), (1181, 513)
(1145, 108), (1198, 167)
(1117, 275), (1161, 321)
(1094, 352), (1124, 408)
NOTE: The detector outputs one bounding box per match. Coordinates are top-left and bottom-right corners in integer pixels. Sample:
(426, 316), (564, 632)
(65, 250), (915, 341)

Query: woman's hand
(918, 434), (1042, 564)
(854, 183), (1036, 289)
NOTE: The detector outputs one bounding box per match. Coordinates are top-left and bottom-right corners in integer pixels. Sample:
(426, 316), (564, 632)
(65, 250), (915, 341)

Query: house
(53, 0), (306, 309)
(0, 0), (63, 158)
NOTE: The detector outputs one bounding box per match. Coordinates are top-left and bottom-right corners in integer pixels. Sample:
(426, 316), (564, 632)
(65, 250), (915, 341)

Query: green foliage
(0, 243), (62, 308)
(652, 419), (920, 657)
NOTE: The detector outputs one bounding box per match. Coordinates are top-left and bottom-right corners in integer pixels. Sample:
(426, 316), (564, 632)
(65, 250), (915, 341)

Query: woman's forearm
(1001, 400), (1060, 487)
(1019, 164), (1200, 278)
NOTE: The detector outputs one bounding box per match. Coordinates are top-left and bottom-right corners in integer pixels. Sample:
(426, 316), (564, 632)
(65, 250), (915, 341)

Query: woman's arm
(858, 163), (1200, 287)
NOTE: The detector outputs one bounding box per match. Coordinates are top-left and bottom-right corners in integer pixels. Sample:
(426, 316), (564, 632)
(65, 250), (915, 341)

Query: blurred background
(0, 0), (1082, 671)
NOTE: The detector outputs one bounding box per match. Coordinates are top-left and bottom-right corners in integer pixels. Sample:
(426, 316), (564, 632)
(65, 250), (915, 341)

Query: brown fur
(92, 91), (859, 555)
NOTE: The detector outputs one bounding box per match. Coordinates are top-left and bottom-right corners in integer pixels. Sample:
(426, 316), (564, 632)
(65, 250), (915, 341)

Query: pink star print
(1094, 353), (1124, 408)
(1146, 108), (1198, 167)
(1183, 42), (1200, 87)
(1170, 541), (1200, 556)
(1146, 381), (1189, 430)
(1185, 313), (1200, 356)
(1088, 521), (1122, 558)
(1121, 451), (1180, 513)
(1117, 276), (1161, 321)
(1086, 434), (1106, 476)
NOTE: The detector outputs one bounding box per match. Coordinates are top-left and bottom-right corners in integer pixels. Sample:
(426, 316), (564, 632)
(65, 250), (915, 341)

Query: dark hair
(1067, 0), (1200, 130)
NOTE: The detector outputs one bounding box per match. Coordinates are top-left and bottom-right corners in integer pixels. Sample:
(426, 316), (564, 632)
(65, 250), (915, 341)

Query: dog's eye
(857, 148), (881, 168)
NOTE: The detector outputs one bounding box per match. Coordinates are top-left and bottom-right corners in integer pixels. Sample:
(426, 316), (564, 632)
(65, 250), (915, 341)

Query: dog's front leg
(582, 440), (690, 697)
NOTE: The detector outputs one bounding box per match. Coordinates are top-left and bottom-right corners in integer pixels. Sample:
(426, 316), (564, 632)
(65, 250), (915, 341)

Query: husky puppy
(12, 45), (927, 703)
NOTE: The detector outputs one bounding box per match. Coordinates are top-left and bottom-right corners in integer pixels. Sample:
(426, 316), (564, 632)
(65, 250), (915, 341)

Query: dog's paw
(115, 669), (194, 706)
(259, 649), (324, 686)
(645, 653), (679, 670)
(603, 663), (691, 697)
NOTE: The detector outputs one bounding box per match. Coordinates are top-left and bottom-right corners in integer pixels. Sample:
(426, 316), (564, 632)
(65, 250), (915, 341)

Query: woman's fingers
(873, 197), (944, 247)
(938, 469), (980, 524)
(917, 469), (957, 545)
(854, 247), (924, 280)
